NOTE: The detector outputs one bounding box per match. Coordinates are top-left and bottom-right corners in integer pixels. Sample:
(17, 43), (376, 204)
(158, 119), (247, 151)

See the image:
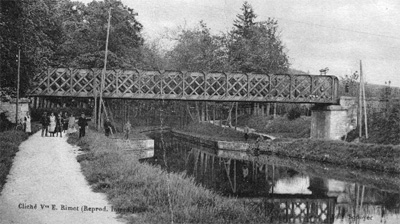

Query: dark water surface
(147, 133), (400, 224)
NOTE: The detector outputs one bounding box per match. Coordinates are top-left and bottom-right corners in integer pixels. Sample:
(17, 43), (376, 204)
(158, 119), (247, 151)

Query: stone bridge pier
(311, 96), (358, 140)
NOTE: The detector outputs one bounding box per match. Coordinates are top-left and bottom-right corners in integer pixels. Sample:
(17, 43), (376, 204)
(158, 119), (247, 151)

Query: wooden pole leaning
(98, 8), (112, 130)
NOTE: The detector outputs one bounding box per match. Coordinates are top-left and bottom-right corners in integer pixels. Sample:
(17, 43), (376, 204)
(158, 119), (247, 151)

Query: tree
(53, 0), (144, 68)
(0, 0), (59, 93)
(228, 2), (289, 73)
(165, 21), (228, 71)
(232, 1), (257, 39)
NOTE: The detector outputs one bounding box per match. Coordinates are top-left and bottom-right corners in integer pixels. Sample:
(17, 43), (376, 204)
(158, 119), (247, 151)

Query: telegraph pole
(15, 48), (21, 124)
(97, 8), (112, 130)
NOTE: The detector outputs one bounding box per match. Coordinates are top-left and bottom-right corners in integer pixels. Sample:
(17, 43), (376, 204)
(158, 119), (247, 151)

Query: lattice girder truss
(29, 68), (339, 104)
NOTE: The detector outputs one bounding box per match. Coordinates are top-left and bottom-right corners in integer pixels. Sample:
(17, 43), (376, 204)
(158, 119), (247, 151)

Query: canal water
(146, 133), (400, 224)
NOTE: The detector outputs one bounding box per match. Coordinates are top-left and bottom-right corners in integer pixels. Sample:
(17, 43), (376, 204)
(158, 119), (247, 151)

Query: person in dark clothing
(78, 113), (88, 138)
(55, 113), (63, 137)
(104, 118), (112, 137)
(40, 112), (49, 137)
(63, 112), (69, 133)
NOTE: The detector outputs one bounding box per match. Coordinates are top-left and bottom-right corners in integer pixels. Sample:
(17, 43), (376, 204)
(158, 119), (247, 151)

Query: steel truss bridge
(28, 68), (339, 104)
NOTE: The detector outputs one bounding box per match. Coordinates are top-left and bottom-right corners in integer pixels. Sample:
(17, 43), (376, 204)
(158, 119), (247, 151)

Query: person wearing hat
(78, 113), (88, 138)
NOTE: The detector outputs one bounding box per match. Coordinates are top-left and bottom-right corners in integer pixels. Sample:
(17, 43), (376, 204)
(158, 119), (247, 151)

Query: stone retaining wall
(0, 98), (30, 123)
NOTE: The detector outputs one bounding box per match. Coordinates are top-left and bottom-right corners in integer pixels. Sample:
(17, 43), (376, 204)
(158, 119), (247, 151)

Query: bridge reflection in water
(147, 132), (400, 224)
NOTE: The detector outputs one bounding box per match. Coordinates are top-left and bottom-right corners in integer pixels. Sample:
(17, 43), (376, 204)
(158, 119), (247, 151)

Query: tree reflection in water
(147, 133), (400, 224)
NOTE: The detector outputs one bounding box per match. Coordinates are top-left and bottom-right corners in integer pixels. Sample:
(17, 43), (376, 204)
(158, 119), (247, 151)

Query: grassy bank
(262, 138), (400, 173)
(0, 131), (30, 192)
(67, 129), (268, 224)
(236, 115), (311, 138)
(0, 123), (41, 192)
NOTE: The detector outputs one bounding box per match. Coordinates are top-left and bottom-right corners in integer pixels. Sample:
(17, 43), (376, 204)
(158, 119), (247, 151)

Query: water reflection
(147, 133), (400, 224)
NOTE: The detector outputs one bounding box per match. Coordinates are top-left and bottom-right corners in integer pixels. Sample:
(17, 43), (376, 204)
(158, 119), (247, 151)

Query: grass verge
(0, 124), (41, 192)
(178, 122), (258, 142)
(262, 138), (400, 173)
(0, 131), (29, 192)
(236, 115), (311, 138)
(67, 129), (269, 224)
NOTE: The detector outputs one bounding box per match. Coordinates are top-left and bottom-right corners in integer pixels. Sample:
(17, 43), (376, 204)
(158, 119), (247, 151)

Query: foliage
(166, 21), (228, 71)
(53, 0), (144, 68)
(0, 0), (59, 94)
(1, 0), (161, 96)
(364, 104), (400, 145)
(0, 130), (29, 191)
(227, 2), (289, 73)
(165, 2), (289, 74)
(180, 122), (257, 142)
(0, 112), (14, 132)
(287, 107), (302, 120)
(264, 138), (400, 173)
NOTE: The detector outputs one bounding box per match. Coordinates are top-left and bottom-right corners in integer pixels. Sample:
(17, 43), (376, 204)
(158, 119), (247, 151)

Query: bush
(287, 107), (301, 120)
(0, 130), (29, 191)
(0, 112), (13, 132)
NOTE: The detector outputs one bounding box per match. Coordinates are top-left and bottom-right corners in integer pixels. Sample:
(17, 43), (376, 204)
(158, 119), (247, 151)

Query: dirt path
(0, 131), (124, 224)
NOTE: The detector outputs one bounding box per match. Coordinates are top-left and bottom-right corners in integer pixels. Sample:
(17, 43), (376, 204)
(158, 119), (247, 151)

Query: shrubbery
(287, 107), (302, 120)
(0, 131), (29, 191)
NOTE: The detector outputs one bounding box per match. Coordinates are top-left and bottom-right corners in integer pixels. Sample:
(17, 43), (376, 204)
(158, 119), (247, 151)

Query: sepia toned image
(1, 0), (400, 223)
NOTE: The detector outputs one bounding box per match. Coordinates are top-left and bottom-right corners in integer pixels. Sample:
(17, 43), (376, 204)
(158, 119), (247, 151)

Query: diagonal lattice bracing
(185, 72), (205, 98)
(163, 71), (183, 96)
(248, 74), (271, 100)
(227, 73), (248, 99)
(28, 67), (339, 104)
(206, 73), (226, 99)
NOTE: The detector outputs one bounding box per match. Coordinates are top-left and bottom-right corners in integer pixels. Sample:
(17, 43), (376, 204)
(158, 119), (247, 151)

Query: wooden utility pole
(15, 48), (21, 124)
(360, 60), (368, 139)
(97, 8), (112, 130)
(358, 61), (363, 138)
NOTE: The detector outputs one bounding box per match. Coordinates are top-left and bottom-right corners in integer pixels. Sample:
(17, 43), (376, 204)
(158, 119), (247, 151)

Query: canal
(145, 132), (400, 224)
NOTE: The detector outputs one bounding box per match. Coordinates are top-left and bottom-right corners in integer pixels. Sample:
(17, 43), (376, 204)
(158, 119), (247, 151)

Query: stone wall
(0, 98), (30, 123)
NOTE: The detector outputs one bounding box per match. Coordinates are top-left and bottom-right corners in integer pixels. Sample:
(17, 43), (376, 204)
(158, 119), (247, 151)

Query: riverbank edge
(260, 138), (400, 173)
(66, 128), (270, 224)
(154, 128), (400, 173)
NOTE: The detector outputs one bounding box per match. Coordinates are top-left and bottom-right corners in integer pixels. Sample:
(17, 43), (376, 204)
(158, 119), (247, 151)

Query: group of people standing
(40, 112), (88, 138)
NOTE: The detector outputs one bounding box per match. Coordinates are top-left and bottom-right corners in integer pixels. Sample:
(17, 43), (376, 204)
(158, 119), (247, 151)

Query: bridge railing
(29, 67), (339, 103)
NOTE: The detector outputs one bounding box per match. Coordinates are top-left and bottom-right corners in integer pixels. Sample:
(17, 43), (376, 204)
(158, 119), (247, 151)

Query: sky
(81, 0), (400, 87)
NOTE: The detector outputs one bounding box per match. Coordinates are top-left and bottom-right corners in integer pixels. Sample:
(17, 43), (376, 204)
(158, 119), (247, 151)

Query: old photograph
(1, 0), (399, 223)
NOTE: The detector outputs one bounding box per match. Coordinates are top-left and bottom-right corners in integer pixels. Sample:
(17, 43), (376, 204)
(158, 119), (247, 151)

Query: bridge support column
(311, 97), (357, 140)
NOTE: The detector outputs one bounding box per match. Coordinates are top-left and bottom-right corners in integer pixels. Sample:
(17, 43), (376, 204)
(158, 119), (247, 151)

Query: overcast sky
(81, 0), (400, 87)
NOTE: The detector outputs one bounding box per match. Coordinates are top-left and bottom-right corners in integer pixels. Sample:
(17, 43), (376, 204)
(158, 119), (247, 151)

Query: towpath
(0, 131), (124, 224)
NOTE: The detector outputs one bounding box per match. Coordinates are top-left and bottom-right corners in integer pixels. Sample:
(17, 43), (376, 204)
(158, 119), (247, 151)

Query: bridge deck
(28, 68), (339, 104)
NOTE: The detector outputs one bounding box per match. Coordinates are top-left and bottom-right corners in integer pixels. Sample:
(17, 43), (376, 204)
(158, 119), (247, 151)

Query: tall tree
(0, 0), (59, 93)
(166, 21), (228, 71)
(54, 0), (144, 68)
(232, 1), (257, 39)
(228, 2), (289, 73)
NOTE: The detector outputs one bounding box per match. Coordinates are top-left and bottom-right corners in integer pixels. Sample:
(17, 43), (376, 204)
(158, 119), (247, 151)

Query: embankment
(261, 138), (400, 173)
